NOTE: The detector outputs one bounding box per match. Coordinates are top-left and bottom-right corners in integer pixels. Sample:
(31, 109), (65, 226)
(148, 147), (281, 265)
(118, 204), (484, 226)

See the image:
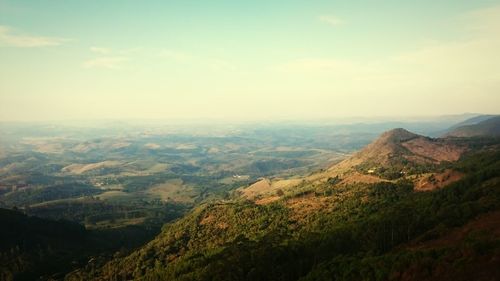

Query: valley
(64, 118), (500, 281)
(1, 115), (499, 280)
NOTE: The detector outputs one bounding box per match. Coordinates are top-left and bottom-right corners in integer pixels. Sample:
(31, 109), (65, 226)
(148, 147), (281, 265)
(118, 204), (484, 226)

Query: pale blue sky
(1, 0), (499, 121)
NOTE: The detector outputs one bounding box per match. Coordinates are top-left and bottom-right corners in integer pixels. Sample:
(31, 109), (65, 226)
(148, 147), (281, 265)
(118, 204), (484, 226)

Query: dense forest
(0, 205), (187, 281)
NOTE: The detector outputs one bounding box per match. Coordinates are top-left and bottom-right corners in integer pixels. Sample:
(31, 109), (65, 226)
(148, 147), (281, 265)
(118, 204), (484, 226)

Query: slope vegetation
(66, 130), (500, 281)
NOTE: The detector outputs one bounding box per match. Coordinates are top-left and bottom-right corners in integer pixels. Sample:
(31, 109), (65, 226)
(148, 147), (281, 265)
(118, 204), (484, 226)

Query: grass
(146, 179), (198, 203)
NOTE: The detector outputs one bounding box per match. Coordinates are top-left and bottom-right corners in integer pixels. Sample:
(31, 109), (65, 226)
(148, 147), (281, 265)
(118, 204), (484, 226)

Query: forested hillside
(65, 131), (500, 281)
(0, 207), (178, 281)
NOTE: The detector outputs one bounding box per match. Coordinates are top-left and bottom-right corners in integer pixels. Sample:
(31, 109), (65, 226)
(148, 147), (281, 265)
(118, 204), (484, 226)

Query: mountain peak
(337, 128), (465, 173)
(378, 128), (419, 144)
(354, 128), (420, 163)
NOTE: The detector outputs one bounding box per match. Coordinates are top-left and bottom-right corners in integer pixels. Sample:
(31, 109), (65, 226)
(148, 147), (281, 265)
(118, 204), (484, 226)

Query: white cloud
(90, 46), (111, 54)
(0, 25), (68, 47)
(82, 57), (127, 69)
(318, 15), (345, 26)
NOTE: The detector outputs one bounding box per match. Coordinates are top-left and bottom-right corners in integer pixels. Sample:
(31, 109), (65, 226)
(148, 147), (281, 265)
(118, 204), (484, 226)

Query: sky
(0, 0), (499, 122)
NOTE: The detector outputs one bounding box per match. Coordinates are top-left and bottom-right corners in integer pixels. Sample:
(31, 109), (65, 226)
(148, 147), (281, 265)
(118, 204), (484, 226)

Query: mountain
(65, 129), (500, 281)
(237, 129), (468, 204)
(445, 115), (500, 137)
(448, 114), (497, 129)
(318, 128), (467, 190)
(430, 114), (495, 137)
(334, 128), (465, 170)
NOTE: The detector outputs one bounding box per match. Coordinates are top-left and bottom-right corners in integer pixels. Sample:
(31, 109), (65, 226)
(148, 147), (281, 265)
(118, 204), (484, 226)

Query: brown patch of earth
(240, 178), (271, 200)
(413, 169), (464, 191)
(402, 138), (466, 162)
(61, 160), (122, 174)
(199, 214), (215, 225)
(339, 171), (386, 185)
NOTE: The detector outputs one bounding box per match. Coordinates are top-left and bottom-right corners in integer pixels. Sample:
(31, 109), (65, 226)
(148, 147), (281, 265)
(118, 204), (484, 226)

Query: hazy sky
(1, 0), (499, 121)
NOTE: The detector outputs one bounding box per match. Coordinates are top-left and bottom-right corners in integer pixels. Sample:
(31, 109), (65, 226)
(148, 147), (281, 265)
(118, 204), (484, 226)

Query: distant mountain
(445, 115), (500, 137)
(449, 114), (497, 128)
(429, 114), (492, 137)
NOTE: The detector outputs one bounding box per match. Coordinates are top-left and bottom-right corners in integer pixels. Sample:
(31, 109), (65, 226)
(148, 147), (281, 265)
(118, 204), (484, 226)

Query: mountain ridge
(445, 115), (500, 137)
